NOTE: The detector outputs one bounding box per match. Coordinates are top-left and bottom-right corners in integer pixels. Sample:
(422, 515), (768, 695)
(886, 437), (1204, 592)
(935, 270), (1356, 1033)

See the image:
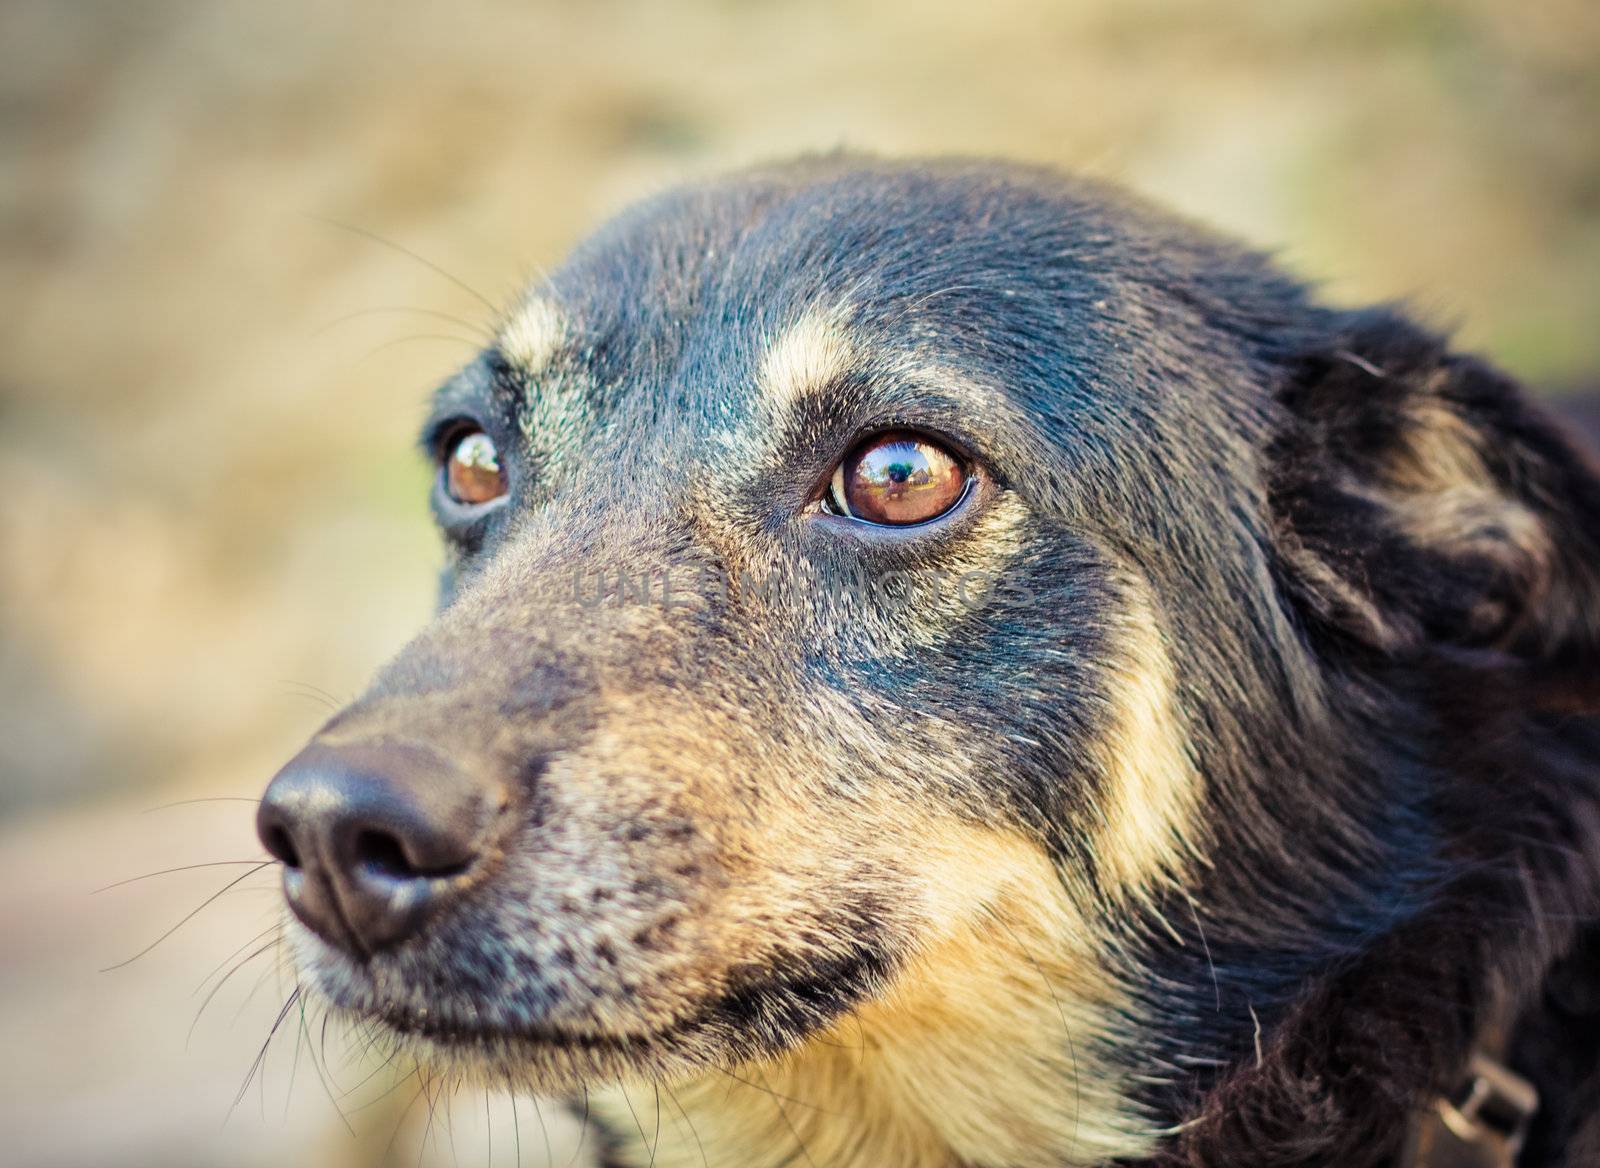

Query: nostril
(260, 741), (496, 956)
(261, 823), (302, 869)
(348, 827), (473, 881)
(352, 829), (416, 881)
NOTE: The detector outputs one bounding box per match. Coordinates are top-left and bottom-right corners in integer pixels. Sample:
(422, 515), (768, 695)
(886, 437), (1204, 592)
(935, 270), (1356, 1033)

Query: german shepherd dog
(258, 157), (1600, 1167)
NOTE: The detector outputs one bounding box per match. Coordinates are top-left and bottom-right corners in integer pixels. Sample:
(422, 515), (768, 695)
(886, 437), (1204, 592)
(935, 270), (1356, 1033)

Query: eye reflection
(828, 432), (967, 526)
(444, 429), (506, 506)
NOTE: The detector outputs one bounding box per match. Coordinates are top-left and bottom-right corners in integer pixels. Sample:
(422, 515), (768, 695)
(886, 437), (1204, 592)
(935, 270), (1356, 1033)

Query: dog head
(259, 157), (1600, 1166)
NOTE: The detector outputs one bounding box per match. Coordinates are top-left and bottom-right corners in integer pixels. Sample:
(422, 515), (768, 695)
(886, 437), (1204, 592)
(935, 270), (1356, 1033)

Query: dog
(257, 156), (1600, 1167)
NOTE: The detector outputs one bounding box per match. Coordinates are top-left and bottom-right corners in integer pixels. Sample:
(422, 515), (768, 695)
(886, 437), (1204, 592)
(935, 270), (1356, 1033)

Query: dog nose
(257, 741), (499, 955)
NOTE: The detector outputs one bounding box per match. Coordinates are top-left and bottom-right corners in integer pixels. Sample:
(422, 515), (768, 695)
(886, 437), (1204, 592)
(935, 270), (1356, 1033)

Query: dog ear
(1269, 309), (1600, 683)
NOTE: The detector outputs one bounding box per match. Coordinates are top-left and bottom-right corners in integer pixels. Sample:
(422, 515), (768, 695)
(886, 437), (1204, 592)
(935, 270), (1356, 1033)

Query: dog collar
(1402, 1052), (1538, 1168)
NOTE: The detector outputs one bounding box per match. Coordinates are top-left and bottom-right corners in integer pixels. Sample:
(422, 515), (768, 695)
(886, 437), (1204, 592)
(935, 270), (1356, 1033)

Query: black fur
(272, 156), (1600, 1166)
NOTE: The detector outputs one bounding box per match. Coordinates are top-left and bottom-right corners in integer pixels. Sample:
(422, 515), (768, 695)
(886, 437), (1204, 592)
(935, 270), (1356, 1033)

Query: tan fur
(1385, 395), (1487, 496)
(499, 295), (567, 374)
(1091, 589), (1208, 901)
(595, 826), (1160, 1168)
(291, 306), (1205, 1168)
(497, 296), (600, 470)
(1361, 396), (1554, 622)
(1393, 487), (1546, 559)
(757, 308), (856, 413)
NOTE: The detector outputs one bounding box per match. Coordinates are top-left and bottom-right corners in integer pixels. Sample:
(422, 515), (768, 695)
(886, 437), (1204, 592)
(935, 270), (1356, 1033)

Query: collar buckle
(1404, 1053), (1538, 1168)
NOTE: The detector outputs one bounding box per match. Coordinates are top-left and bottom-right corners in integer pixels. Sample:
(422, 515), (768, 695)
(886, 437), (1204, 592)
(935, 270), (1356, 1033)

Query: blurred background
(2, 0), (1597, 1164)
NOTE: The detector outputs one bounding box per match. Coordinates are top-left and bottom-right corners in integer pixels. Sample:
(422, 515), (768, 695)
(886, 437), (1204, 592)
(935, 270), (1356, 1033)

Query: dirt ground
(2, 1), (1597, 1164)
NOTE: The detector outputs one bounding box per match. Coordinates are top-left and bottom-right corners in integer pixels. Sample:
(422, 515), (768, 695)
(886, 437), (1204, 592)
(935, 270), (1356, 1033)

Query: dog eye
(442, 428), (506, 506)
(826, 432), (968, 526)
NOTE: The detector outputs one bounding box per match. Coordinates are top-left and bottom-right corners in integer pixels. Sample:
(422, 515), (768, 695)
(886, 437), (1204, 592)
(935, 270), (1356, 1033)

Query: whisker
(339, 1016), (376, 1071)
(284, 995), (308, 1118)
(906, 282), (985, 310)
(307, 215), (499, 314)
(195, 921), (285, 998)
(314, 305), (493, 344)
(619, 1083), (656, 1164)
(444, 1079), (461, 1168)
(102, 861), (276, 971)
(484, 1086), (493, 1167)
(649, 1085), (662, 1168)
(715, 1068), (840, 1116)
(339, 1042), (404, 1104)
(142, 796), (261, 813)
(276, 678), (350, 707)
(319, 1012), (341, 1094)
(417, 1069), (441, 1168)
(354, 1017), (392, 1069)
(355, 1019), (401, 1079)
(379, 1065), (427, 1164)
(230, 951), (288, 1028)
(228, 986), (302, 1122)
(664, 1083), (710, 1168)
(347, 1054), (422, 1114)
(530, 1095), (554, 1168)
(566, 1086), (590, 1168)
(190, 937), (282, 1045)
(1186, 895), (1222, 1012)
(94, 859), (272, 894)
(752, 1066), (819, 1168)
(358, 334), (483, 364)
(278, 689), (342, 713)
(298, 1001), (356, 1136)
(982, 904), (1081, 1160)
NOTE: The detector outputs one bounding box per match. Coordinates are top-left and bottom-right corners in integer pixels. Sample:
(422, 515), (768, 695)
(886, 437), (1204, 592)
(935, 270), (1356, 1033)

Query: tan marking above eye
(444, 429), (507, 506)
(827, 432), (968, 525)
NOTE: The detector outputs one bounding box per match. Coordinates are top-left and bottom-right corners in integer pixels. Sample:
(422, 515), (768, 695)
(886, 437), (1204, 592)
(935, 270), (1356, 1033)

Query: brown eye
(827, 431), (968, 526)
(443, 428), (506, 506)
